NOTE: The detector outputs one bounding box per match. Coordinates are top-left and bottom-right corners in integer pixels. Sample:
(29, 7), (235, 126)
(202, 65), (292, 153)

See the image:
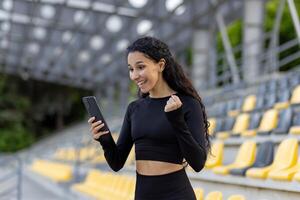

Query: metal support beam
(242, 0), (265, 83)
(215, 11), (240, 83)
(287, 0), (300, 45)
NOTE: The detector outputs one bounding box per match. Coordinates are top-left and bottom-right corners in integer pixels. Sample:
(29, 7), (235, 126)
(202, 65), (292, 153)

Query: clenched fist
(164, 95), (183, 112)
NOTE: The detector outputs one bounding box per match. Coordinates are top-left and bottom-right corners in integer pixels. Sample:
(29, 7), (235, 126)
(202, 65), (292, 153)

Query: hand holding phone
(82, 96), (110, 139)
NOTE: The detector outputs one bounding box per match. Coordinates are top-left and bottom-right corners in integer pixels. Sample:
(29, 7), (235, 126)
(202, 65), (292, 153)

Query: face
(127, 51), (165, 93)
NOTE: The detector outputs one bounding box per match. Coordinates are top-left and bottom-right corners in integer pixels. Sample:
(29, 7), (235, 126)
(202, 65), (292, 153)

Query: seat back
(292, 112), (300, 126)
(272, 138), (298, 169)
(234, 141), (256, 166)
(205, 191), (223, 200)
(291, 85), (300, 104)
(222, 117), (235, 131)
(227, 195), (246, 200)
(248, 112), (262, 130)
(276, 90), (290, 103)
(258, 109), (279, 132)
(255, 95), (264, 110)
(194, 188), (204, 200)
(264, 92), (276, 109)
(208, 118), (216, 136)
(232, 113), (250, 133)
(253, 141), (274, 168)
(205, 141), (224, 168)
(242, 95), (256, 112)
(276, 108), (293, 131)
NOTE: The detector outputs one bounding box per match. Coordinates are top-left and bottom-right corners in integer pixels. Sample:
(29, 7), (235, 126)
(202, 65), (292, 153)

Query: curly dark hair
(126, 36), (211, 167)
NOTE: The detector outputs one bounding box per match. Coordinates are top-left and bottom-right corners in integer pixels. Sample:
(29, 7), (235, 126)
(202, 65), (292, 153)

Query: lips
(137, 80), (146, 87)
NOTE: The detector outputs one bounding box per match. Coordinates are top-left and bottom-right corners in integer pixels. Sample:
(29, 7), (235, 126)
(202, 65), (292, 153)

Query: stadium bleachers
(24, 71), (300, 200)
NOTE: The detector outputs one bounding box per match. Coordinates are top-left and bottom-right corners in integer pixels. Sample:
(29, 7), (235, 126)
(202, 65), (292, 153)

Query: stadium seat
(241, 112), (262, 137)
(217, 114), (249, 139)
(208, 118), (217, 136)
(272, 108), (293, 135)
(194, 188), (204, 200)
(230, 141), (274, 176)
(30, 159), (73, 182)
(242, 95), (256, 112)
(242, 109), (278, 136)
(290, 85), (300, 105)
(289, 112), (300, 135)
(215, 117), (235, 139)
(205, 191), (223, 200)
(246, 138), (298, 179)
(72, 170), (135, 200)
(274, 90), (291, 110)
(212, 141), (256, 175)
(293, 170), (300, 181)
(263, 92), (277, 110)
(227, 194), (246, 200)
(205, 141), (224, 169)
(253, 95), (264, 111)
(268, 157), (300, 181)
(227, 98), (243, 117)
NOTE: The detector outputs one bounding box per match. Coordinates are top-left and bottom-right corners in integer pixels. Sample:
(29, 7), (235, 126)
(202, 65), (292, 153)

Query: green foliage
(0, 73), (92, 152)
(0, 126), (34, 152)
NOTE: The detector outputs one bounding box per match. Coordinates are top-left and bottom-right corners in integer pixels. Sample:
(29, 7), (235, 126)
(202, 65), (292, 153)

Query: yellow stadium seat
(242, 95), (256, 112)
(194, 188), (204, 200)
(274, 102), (290, 110)
(205, 191), (223, 200)
(290, 85), (300, 105)
(228, 110), (240, 117)
(205, 141), (224, 169)
(30, 159), (73, 182)
(268, 157), (300, 181)
(217, 114), (250, 139)
(73, 170), (135, 200)
(241, 109), (278, 137)
(208, 118), (217, 136)
(212, 141), (256, 175)
(290, 126), (300, 135)
(246, 138), (298, 179)
(293, 171), (300, 181)
(227, 194), (246, 200)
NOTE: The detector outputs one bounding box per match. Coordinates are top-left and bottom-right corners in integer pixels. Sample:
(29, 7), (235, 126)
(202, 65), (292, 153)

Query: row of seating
(30, 159), (73, 182)
(52, 133), (135, 165)
(207, 82), (300, 118)
(72, 170), (135, 200)
(201, 138), (300, 181)
(194, 188), (246, 200)
(209, 106), (300, 139)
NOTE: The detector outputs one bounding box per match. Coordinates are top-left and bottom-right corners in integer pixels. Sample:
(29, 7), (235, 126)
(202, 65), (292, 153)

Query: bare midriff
(136, 160), (184, 176)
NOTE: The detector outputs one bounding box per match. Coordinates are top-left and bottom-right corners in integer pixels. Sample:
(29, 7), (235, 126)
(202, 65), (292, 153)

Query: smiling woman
(88, 36), (210, 200)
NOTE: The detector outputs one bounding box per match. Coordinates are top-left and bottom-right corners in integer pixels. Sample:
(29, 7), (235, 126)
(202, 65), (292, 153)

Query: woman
(88, 36), (210, 200)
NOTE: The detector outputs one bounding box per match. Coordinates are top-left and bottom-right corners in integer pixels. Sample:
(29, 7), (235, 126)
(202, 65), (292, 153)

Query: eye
(137, 65), (145, 70)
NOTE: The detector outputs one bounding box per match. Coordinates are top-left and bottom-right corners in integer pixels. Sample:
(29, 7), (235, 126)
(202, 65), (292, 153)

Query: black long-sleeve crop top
(97, 93), (207, 172)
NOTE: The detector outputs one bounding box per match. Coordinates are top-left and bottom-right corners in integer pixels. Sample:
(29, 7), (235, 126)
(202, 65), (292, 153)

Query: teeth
(138, 81), (146, 86)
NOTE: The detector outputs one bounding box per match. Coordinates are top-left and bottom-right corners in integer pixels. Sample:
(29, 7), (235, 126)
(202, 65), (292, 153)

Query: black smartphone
(82, 96), (110, 133)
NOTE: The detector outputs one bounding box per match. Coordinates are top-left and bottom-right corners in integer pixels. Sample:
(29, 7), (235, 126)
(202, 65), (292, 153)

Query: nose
(131, 70), (140, 81)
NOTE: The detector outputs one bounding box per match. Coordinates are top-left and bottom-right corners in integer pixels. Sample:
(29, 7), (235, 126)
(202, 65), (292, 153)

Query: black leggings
(134, 168), (196, 200)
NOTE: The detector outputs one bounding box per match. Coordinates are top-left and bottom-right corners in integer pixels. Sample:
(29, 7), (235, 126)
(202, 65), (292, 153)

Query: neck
(149, 78), (176, 98)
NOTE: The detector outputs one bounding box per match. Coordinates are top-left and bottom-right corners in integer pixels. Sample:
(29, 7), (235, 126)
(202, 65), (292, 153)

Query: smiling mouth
(137, 80), (147, 87)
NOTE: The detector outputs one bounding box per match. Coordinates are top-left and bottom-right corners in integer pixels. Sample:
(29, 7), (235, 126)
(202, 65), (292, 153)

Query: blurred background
(0, 0), (300, 200)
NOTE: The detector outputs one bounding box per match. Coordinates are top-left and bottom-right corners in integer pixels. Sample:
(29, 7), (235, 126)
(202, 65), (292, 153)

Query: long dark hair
(126, 36), (211, 166)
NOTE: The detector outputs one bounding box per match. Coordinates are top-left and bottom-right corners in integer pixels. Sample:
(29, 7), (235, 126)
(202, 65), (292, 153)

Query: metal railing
(0, 155), (22, 200)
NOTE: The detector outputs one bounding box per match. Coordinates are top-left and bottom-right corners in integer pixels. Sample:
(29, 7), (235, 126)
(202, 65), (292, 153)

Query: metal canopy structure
(0, 0), (243, 90)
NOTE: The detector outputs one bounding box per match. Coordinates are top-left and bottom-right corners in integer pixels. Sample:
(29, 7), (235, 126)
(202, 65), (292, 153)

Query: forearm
(165, 106), (207, 172)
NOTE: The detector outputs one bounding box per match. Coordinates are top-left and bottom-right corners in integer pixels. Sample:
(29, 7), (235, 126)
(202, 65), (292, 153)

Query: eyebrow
(128, 61), (144, 68)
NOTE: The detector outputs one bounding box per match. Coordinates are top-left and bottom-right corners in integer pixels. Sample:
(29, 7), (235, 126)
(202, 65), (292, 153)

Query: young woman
(88, 36), (210, 200)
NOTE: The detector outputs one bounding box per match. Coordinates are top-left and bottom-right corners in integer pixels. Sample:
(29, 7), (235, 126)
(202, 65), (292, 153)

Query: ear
(158, 59), (166, 72)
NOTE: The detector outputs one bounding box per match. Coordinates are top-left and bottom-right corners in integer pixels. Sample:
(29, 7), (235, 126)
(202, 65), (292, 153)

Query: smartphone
(82, 96), (110, 133)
